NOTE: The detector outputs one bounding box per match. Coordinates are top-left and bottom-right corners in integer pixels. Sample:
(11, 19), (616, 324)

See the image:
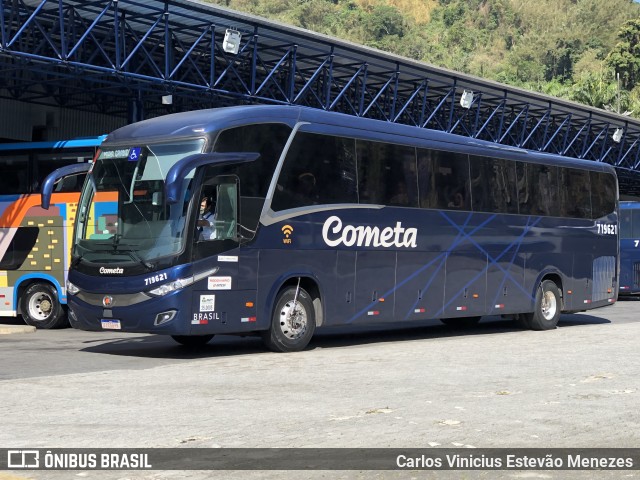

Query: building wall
(0, 99), (127, 142)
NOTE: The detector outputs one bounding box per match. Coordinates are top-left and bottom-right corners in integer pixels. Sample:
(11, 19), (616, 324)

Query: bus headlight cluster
(148, 277), (193, 296)
(66, 280), (79, 295)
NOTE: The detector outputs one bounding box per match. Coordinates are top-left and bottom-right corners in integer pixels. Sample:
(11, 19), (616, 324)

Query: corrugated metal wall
(0, 99), (127, 141)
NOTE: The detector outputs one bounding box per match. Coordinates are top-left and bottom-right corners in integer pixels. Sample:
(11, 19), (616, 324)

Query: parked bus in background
(0, 136), (105, 328)
(619, 201), (640, 295)
(42, 106), (619, 351)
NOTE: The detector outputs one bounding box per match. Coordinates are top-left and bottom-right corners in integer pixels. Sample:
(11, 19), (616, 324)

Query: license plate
(101, 319), (121, 330)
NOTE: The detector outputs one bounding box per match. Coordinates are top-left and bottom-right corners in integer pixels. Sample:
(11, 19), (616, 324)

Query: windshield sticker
(199, 295), (215, 312)
(208, 276), (232, 290)
(100, 149), (130, 159)
(322, 215), (418, 249)
(128, 147), (142, 162)
(218, 255), (238, 263)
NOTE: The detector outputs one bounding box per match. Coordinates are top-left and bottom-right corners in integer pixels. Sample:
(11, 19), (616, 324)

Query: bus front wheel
(171, 335), (214, 347)
(20, 283), (67, 329)
(263, 286), (316, 352)
(522, 280), (561, 330)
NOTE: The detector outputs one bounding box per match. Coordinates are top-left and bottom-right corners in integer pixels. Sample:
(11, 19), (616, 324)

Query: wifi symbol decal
(281, 225), (293, 244)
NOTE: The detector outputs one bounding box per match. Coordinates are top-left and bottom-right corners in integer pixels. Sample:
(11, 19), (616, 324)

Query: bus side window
(271, 132), (357, 211)
(620, 209), (633, 238)
(356, 140), (418, 207)
(418, 149), (470, 211)
(469, 156), (518, 214)
(1, 156), (29, 194)
(559, 167), (591, 219)
(590, 171), (616, 219)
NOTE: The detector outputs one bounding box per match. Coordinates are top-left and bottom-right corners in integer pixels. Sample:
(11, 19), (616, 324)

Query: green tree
(606, 18), (640, 90)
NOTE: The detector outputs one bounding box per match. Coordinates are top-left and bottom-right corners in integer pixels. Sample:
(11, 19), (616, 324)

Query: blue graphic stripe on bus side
(433, 218), (542, 319)
(347, 212), (543, 324)
(404, 213), (478, 320)
(489, 216), (539, 310)
(347, 211), (476, 323)
(13, 273), (65, 308)
(404, 254), (448, 321)
(439, 212), (541, 299)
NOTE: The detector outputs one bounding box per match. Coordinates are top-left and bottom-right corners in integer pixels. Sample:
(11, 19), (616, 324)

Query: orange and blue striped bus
(0, 136), (105, 328)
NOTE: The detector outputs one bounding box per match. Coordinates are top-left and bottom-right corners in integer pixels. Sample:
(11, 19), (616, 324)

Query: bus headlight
(148, 277), (193, 296)
(66, 280), (79, 295)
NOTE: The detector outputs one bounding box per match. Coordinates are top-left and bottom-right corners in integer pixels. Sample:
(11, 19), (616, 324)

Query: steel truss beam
(2, 0), (640, 194)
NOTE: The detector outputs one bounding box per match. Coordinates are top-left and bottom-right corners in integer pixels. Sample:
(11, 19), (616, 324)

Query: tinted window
(34, 151), (95, 193)
(517, 163), (560, 216)
(214, 123), (292, 237)
(214, 123), (291, 197)
(0, 154), (29, 194)
(418, 149), (470, 210)
(469, 156), (518, 214)
(356, 140), (418, 207)
(620, 209), (633, 238)
(634, 210), (640, 237)
(271, 132), (357, 211)
(559, 168), (591, 219)
(590, 171), (617, 218)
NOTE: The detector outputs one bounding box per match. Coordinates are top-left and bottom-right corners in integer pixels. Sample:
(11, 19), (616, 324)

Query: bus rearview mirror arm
(41, 163), (92, 209)
(164, 152), (259, 204)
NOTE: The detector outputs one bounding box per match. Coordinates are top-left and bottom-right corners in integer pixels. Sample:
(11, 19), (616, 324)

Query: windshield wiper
(115, 249), (154, 271)
(71, 252), (85, 268)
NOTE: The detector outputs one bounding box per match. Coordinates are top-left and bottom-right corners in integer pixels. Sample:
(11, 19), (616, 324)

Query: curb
(0, 324), (36, 335)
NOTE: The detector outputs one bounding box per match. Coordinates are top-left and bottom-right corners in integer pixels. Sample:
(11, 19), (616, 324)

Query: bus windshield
(74, 139), (206, 264)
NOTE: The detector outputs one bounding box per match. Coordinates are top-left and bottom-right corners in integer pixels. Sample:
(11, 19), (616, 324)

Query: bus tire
(171, 335), (214, 347)
(263, 286), (316, 352)
(522, 280), (561, 330)
(440, 316), (481, 327)
(20, 283), (67, 329)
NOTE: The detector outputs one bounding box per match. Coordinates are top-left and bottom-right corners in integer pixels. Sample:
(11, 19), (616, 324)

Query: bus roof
(102, 105), (615, 174)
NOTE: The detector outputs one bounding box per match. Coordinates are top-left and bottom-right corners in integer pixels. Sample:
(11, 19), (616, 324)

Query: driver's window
(194, 176), (238, 244)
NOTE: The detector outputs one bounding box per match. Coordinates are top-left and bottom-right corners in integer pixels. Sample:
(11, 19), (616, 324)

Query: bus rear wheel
(263, 286), (316, 352)
(521, 280), (561, 330)
(171, 335), (214, 347)
(20, 283), (67, 329)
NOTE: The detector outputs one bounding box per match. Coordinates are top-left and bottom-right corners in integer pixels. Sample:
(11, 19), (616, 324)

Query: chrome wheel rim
(278, 300), (307, 340)
(541, 290), (557, 321)
(28, 292), (53, 321)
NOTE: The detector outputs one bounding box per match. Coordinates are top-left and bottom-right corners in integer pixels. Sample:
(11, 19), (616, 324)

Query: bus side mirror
(41, 163), (91, 209)
(164, 152), (259, 204)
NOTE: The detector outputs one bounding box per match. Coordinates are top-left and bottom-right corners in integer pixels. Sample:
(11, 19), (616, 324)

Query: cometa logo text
(322, 215), (417, 248)
(99, 267), (124, 274)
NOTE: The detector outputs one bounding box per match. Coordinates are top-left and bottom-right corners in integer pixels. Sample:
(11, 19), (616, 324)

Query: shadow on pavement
(77, 313), (611, 359)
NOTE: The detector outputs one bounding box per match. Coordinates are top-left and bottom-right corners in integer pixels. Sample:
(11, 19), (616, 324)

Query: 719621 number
(144, 272), (168, 285)
(596, 223), (617, 235)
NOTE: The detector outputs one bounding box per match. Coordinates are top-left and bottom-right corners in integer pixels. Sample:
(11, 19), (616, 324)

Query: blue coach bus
(42, 106), (618, 351)
(619, 201), (640, 295)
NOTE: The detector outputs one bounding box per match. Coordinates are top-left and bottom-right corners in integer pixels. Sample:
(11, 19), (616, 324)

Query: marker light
(66, 280), (79, 295)
(148, 277), (194, 296)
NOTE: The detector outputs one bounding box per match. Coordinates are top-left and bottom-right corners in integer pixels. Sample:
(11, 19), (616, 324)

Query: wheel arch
(534, 271), (565, 310)
(267, 273), (324, 327)
(14, 273), (65, 314)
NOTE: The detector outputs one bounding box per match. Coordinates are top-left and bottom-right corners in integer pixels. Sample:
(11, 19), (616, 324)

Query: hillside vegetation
(208, 0), (640, 118)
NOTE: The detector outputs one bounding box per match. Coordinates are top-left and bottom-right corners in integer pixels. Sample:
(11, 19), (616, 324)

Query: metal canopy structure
(2, 0), (640, 195)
